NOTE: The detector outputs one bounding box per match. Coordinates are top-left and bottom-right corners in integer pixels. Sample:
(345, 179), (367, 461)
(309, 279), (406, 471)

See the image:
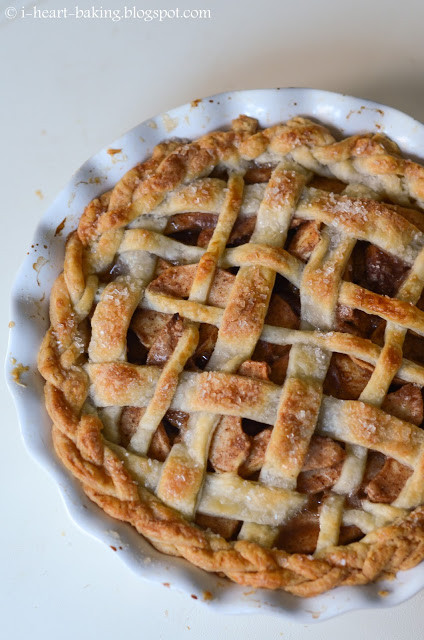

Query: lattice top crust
(38, 115), (424, 596)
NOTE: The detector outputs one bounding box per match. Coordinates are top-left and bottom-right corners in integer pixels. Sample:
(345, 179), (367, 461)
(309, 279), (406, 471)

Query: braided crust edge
(38, 115), (424, 597)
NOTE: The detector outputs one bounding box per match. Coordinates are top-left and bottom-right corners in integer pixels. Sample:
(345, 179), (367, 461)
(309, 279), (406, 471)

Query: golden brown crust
(38, 114), (424, 597)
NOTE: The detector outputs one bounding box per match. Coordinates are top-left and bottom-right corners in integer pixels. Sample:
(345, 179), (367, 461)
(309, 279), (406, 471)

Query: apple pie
(38, 114), (424, 596)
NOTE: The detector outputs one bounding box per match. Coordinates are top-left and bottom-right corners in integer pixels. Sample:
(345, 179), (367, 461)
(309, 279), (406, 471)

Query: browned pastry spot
(389, 203), (424, 233)
(238, 359), (271, 381)
(155, 258), (173, 275)
(78, 191), (111, 245)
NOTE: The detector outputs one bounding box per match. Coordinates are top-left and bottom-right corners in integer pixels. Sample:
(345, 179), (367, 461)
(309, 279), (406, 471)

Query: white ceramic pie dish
(6, 88), (424, 622)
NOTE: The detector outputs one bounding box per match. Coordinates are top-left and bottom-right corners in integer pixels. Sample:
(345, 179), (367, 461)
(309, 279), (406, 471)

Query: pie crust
(38, 114), (424, 597)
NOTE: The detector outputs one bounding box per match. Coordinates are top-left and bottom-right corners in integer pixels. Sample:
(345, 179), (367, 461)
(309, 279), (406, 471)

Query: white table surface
(2, 1), (424, 637)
